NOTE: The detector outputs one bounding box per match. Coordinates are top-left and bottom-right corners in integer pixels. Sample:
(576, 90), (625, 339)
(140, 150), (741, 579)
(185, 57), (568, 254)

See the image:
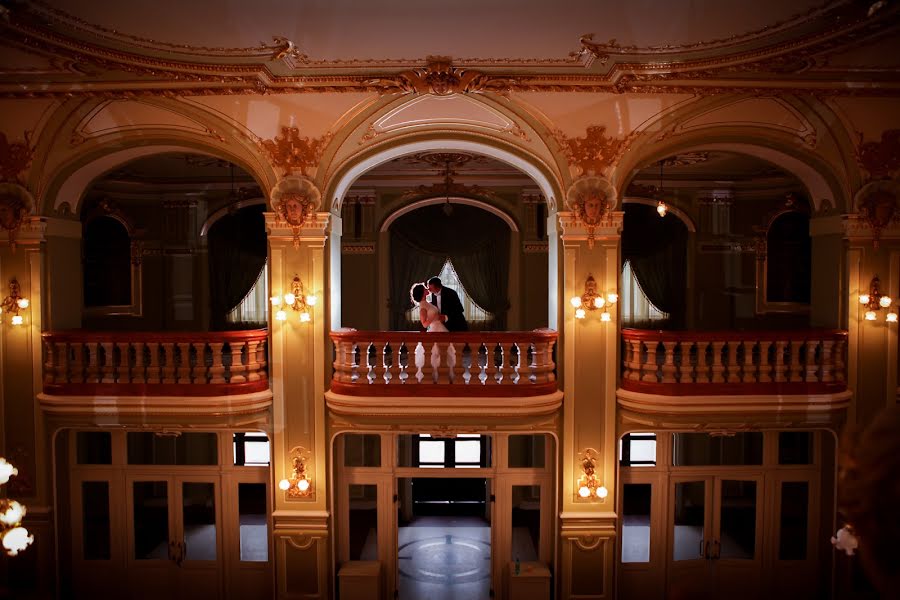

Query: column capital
(265, 211), (330, 248)
(558, 210), (623, 245)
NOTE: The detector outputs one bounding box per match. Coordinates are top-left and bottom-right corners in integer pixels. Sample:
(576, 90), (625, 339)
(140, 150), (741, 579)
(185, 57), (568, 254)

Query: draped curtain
(208, 204), (268, 330)
(389, 204), (511, 330)
(621, 204), (688, 328)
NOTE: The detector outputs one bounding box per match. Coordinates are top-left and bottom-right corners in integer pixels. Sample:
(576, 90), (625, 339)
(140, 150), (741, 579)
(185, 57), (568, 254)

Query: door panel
(175, 477), (222, 600)
(126, 477), (176, 600)
(667, 477), (712, 600)
(713, 476), (763, 600)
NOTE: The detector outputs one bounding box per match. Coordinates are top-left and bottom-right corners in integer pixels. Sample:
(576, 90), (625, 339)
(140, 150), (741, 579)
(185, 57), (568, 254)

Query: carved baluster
(161, 343), (177, 384)
(245, 340), (261, 382)
(506, 343), (520, 385)
(43, 340), (58, 384)
(660, 341), (677, 384)
(98, 341), (115, 383)
(741, 341), (755, 383)
(206, 342), (224, 384)
(641, 341), (659, 383)
(177, 342), (193, 384)
(229, 341), (247, 384)
(256, 339), (268, 382)
(430, 342), (442, 384)
(462, 343), (473, 384)
(820, 339), (835, 383)
(145, 342), (161, 383)
(192, 341), (207, 384)
(85, 342), (101, 383)
(115, 341), (131, 383)
(709, 341), (726, 383)
(757, 340), (773, 383)
(727, 342), (742, 383)
(414, 342), (425, 383)
(131, 341), (146, 383)
(333, 339), (356, 384)
(833, 338), (846, 383)
(624, 339), (640, 381)
(446, 342), (458, 384)
(68, 342), (84, 383)
(773, 341), (788, 382)
(485, 342), (500, 385)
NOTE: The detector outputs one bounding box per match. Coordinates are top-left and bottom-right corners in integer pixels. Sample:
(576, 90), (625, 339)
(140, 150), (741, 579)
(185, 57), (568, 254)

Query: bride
(411, 283), (448, 332)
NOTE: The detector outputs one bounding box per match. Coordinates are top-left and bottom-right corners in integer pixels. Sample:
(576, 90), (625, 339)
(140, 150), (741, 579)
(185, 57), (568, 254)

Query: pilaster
(558, 210), (622, 599)
(266, 211), (331, 599)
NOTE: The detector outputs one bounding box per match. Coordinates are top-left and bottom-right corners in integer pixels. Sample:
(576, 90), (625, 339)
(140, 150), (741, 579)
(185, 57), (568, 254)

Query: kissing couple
(409, 276), (468, 333)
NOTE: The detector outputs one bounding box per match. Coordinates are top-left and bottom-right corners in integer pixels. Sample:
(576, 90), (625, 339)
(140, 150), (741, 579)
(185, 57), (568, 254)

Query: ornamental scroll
(566, 176), (617, 249)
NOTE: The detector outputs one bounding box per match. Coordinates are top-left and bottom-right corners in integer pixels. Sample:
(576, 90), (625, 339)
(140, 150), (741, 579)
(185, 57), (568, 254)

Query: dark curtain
(208, 204), (268, 330)
(389, 204), (511, 329)
(622, 203), (688, 328)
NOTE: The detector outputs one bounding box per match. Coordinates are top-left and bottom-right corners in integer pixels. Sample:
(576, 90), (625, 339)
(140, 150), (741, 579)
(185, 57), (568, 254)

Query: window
(233, 432), (270, 466)
(227, 261), (269, 325)
(83, 216), (132, 307)
(397, 434), (491, 468)
(619, 433), (657, 467)
(620, 261), (667, 326)
(406, 259), (493, 325)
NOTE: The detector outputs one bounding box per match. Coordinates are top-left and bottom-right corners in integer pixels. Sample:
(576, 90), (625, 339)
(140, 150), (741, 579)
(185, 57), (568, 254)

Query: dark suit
(432, 287), (468, 331)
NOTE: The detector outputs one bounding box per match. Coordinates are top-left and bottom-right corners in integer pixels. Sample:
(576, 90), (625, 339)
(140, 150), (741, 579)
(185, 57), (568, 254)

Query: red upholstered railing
(620, 328), (847, 395)
(329, 329), (558, 396)
(42, 329), (269, 396)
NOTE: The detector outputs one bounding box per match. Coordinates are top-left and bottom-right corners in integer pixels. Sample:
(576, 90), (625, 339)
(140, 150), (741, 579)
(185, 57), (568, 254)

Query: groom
(427, 276), (468, 331)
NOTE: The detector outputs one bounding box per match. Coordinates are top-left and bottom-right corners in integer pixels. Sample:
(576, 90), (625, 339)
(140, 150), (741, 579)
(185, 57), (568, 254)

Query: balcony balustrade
(620, 328), (848, 395)
(41, 329), (269, 396)
(329, 329), (558, 397)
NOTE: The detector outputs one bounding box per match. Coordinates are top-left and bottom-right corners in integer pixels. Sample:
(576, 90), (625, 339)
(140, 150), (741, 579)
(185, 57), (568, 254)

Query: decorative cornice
(366, 57), (516, 96)
(555, 126), (636, 178)
(260, 127), (332, 178)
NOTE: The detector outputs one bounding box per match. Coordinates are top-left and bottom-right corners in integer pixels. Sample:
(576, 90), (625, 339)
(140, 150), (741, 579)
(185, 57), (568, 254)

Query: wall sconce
(570, 274), (617, 321)
(271, 274), (317, 323)
(576, 448), (608, 500)
(0, 457), (33, 556)
(0, 279), (29, 326)
(859, 276), (897, 322)
(278, 446), (312, 498)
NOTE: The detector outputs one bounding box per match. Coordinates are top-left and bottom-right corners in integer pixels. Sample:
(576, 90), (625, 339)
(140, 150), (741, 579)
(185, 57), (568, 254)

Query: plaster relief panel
(186, 93), (375, 142)
(370, 94), (518, 137)
(79, 100), (210, 137)
(512, 92), (696, 138)
(678, 97), (813, 139)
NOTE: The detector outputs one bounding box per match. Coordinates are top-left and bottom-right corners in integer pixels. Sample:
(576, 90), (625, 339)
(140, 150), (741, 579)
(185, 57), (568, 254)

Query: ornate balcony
(326, 329), (561, 417)
(618, 328), (850, 427)
(39, 330), (270, 414)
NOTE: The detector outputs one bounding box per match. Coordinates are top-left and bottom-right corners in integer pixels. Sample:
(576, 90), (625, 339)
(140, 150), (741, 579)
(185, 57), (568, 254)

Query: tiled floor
(398, 516), (491, 600)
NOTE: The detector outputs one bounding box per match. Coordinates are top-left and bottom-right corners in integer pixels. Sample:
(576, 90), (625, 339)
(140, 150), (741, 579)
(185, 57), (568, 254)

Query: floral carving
(0, 132), (34, 184)
(0, 183), (33, 250)
(856, 129), (900, 181)
(855, 181), (900, 249)
(555, 126), (636, 177)
(566, 176), (617, 249)
(367, 57), (515, 96)
(261, 127), (332, 177)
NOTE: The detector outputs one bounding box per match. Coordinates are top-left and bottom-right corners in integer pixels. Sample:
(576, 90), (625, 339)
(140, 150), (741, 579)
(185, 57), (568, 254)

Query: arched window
(83, 216), (132, 307)
(226, 261), (269, 325)
(406, 259), (494, 326)
(620, 261), (668, 326)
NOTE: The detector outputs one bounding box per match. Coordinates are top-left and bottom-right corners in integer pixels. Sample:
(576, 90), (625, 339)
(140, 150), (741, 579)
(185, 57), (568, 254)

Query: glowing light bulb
(570, 296), (582, 308)
(594, 297), (605, 308)
(578, 485), (591, 498)
(0, 459), (17, 485)
(0, 501), (25, 527)
(2, 526), (33, 556)
(600, 312), (612, 322)
(270, 296), (282, 307)
(278, 479), (291, 491)
(859, 294), (870, 305)
(283, 293), (296, 306)
(880, 295), (892, 308)
(887, 312), (898, 323)
(16, 298), (28, 309)
(575, 308), (586, 320)
(306, 295), (317, 306)
(297, 477), (310, 493)
(657, 201), (668, 217)
(275, 310), (287, 322)
(606, 293), (618, 304)
(11, 316), (23, 326)
(299, 312), (311, 323)
(865, 310), (877, 321)
(596, 486), (609, 499)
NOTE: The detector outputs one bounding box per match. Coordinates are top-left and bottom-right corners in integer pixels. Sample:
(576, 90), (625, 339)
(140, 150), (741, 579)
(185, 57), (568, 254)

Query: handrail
(41, 329), (269, 397)
(329, 329), (558, 397)
(621, 328), (847, 395)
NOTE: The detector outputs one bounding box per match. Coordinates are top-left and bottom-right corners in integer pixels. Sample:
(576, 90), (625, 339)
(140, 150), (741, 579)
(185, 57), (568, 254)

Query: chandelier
(0, 457), (33, 556)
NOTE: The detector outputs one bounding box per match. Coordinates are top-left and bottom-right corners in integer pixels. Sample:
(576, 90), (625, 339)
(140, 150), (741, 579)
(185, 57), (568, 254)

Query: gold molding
(555, 126), (635, 178)
(366, 57), (516, 96)
(261, 127), (332, 178)
(856, 129), (900, 181)
(566, 176), (617, 249)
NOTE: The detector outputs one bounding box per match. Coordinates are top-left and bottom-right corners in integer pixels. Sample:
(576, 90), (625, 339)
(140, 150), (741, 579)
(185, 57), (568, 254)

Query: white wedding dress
(420, 301), (449, 332)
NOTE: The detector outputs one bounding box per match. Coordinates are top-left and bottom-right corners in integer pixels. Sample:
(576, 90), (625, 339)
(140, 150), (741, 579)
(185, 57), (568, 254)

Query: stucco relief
(271, 176), (322, 248)
(566, 176), (617, 249)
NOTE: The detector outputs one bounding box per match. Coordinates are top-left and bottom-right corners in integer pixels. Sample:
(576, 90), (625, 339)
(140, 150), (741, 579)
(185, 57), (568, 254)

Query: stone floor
(398, 516), (491, 600)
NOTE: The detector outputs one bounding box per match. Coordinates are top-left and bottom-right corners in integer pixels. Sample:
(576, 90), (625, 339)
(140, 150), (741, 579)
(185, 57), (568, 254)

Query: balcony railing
(621, 328), (847, 395)
(329, 329), (558, 396)
(42, 329), (269, 396)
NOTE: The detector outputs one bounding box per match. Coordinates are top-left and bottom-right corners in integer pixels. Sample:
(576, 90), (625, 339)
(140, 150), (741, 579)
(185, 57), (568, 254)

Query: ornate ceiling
(1, 0), (899, 96)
